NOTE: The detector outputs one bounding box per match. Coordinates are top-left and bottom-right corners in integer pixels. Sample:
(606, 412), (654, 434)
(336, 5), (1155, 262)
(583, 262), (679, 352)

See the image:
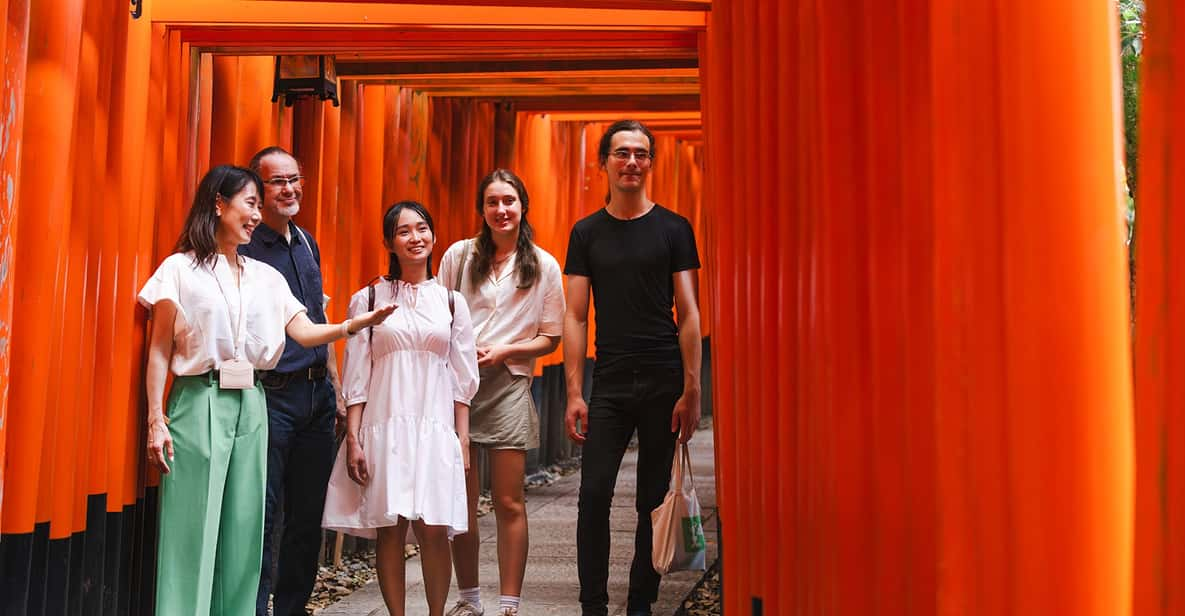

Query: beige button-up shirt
(437, 240), (565, 378)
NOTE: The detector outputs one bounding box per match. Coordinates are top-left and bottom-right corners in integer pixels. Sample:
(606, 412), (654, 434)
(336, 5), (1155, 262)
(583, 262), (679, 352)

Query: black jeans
(577, 367), (682, 616)
(256, 373), (336, 616)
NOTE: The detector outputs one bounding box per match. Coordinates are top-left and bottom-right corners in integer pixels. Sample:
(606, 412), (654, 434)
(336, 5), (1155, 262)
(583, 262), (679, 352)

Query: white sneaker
(497, 608), (518, 616)
(446, 600), (485, 616)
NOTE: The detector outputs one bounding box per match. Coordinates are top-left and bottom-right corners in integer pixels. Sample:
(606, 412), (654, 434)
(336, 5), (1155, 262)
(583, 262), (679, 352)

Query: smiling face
(385, 206), (435, 272)
(482, 180), (523, 236)
(604, 129), (653, 195)
(214, 182), (263, 246)
(257, 152), (302, 219)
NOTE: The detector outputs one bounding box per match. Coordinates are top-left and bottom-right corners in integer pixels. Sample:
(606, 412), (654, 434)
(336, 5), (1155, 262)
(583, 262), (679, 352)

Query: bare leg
(376, 520), (410, 616)
(413, 520), (453, 616)
(450, 444), (482, 590)
(489, 448), (528, 599)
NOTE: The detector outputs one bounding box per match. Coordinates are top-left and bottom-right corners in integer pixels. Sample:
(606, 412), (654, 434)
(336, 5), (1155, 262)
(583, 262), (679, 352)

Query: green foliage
(1120, 0), (1144, 203)
(1121, 0), (1143, 309)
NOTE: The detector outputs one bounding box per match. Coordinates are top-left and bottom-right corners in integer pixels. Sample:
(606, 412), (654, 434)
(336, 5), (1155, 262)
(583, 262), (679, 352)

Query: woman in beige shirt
(437, 169), (566, 616)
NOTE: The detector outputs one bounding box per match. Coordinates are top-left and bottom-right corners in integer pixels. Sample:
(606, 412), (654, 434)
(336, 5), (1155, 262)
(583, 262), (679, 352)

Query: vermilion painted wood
(359, 83), (387, 279)
(175, 29), (699, 55)
(338, 59), (699, 79)
(0, 0), (30, 528)
(2, 0), (86, 536)
(196, 53), (213, 175)
(1134, 1), (1185, 614)
(284, 0), (710, 10)
(0, 4), (1146, 616)
(704, 0), (1132, 613)
(53, 0), (111, 538)
(0, 0), (707, 535)
(292, 98), (325, 235)
(108, 6), (156, 513)
(151, 0), (706, 29)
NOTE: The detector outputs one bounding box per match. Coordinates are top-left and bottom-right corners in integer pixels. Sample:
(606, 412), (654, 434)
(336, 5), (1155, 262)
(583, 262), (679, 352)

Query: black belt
(261, 365), (328, 382)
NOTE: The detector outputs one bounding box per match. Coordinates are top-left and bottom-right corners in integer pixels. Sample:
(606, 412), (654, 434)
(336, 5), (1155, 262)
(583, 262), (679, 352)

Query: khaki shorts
(469, 365), (539, 450)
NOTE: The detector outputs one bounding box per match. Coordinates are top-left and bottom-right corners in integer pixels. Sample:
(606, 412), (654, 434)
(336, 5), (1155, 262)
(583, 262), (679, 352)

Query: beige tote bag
(651, 442), (706, 574)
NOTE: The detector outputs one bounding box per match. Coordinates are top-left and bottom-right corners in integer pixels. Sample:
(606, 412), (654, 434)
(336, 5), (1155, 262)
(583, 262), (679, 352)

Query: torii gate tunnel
(1, 1), (1183, 615)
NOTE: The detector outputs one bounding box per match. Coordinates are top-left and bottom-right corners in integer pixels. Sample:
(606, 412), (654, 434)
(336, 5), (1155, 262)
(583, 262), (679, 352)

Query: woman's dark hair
(597, 119), (656, 204)
(469, 169), (540, 290)
(383, 200), (437, 281)
(175, 165), (263, 266)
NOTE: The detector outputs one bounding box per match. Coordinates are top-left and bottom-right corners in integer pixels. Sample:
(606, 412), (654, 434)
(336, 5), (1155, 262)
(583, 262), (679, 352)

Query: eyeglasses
(263, 175), (303, 188)
(610, 149), (652, 164)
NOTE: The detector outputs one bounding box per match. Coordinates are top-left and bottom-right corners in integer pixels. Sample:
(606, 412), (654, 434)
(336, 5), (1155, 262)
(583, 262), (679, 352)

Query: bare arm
(671, 270), (703, 443)
(454, 401), (471, 470)
(344, 402), (369, 485)
(145, 302), (177, 474)
(478, 334), (561, 368)
(327, 343), (346, 423)
(563, 275), (591, 443)
(285, 304), (396, 348)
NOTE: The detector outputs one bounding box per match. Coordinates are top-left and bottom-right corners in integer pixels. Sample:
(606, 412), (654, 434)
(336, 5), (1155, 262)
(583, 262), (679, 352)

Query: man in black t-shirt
(563, 120), (703, 616)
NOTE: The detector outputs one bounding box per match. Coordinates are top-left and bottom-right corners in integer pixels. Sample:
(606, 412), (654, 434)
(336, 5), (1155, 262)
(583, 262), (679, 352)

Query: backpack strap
(293, 224), (317, 265)
(366, 276), (449, 338)
(454, 238), (472, 292)
(445, 238), (469, 327)
(365, 275), (387, 341)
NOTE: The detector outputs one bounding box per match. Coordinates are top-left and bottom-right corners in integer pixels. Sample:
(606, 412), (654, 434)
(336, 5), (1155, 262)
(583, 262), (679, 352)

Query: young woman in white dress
(437, 169), (565, 616)
(322, 200), (480, 616)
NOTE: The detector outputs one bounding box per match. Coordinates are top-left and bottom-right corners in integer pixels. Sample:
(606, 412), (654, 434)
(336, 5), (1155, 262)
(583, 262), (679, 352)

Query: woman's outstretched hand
(350, 303), (397, 334)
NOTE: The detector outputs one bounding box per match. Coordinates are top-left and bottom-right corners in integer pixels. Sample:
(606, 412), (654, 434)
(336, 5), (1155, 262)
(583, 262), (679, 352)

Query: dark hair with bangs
(175, 165), (263, 266)
(383, 200), (437, 281)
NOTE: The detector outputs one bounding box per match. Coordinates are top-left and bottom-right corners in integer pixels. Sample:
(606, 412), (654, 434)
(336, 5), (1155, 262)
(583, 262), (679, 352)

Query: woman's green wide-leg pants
(155, 374), (267, 615)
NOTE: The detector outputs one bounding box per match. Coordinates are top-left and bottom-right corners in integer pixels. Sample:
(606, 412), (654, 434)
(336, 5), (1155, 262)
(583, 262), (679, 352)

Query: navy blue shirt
(239, 221), (328, 372)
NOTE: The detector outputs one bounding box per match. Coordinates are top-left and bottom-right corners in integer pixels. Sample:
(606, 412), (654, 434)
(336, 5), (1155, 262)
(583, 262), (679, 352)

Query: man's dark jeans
(577, 367), (682, 616)
(255, 373), (336, 616)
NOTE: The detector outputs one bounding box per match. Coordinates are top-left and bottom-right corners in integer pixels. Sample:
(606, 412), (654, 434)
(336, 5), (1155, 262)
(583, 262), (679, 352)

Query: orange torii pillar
(1134, 1), (1185, 614)
(0, 0), (30, 521)
(3, 0), (86, 548)
(703, 1), (1132, 614)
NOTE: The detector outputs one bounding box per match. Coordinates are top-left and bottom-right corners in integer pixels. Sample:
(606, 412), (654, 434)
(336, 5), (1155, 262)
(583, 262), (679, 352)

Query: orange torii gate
(705, 2), (1133, 614)
(0, 0), (1172, 615)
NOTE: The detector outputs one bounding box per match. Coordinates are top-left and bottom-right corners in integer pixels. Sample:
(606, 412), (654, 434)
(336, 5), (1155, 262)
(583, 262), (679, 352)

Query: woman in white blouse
(437, 169), (566, 616)
(322, 200), (480, 616)
(138, 165), (393, 616)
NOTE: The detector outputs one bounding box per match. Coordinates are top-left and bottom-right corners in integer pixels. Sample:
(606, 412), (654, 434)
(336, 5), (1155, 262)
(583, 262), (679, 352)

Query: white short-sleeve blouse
(137, 252), (308, 376)
(437, 240), (565, 378)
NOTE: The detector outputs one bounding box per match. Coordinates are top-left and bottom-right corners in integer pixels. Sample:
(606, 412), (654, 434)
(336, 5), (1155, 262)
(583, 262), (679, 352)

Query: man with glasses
(563, 120), (703, 616)
(241, 146), (344, 616)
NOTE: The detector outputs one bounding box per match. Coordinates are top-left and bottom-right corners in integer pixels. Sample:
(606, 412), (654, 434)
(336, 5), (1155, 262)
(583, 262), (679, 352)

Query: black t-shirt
(564, 204), (700, 375)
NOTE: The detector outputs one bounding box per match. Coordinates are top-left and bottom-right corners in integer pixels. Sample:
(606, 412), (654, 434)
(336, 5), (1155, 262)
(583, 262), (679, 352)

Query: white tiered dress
(322, 278), (479, 539)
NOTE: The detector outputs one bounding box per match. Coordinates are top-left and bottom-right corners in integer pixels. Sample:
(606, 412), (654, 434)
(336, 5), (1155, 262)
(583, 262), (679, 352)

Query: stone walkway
(321, 427), (718, 616)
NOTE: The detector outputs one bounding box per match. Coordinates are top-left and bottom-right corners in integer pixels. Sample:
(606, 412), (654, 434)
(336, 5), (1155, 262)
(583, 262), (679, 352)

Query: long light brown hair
(469, 169), (539, 290)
